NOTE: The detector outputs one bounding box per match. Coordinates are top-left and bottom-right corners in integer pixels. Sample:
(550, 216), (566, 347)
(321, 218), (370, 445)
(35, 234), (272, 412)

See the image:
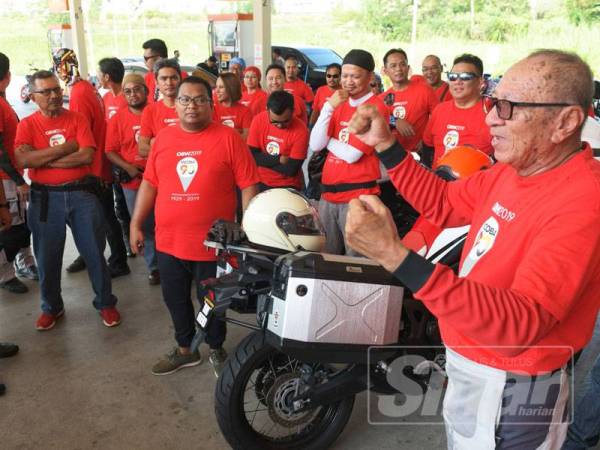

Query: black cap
(342, 49), (375, 72)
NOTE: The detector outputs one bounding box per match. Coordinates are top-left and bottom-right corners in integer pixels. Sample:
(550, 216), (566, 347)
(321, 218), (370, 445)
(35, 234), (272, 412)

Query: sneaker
(148, 270), (160, 285)
(0, 343), (19, 358)
(151, 347), (202, 376)
(66, 256), (86, 273)
(109, 265), (131, 279)
(35, 309), (65, 331)
(0, 278), (28, 294)
(208, 348), (228, 378)
(16, 265), (39, 280)
(100, 307), (121, 327)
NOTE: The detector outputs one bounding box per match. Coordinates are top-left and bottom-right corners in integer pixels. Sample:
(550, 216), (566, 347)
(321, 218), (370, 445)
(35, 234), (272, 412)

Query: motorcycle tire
(215, 331), (355, 450)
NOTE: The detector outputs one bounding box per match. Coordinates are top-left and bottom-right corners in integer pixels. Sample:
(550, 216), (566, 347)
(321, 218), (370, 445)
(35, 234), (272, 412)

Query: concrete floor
(0, 234), (446, 450)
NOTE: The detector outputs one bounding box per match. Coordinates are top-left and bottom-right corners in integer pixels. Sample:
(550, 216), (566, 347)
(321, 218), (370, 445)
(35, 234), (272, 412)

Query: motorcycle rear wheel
(215, 331), (355, 450)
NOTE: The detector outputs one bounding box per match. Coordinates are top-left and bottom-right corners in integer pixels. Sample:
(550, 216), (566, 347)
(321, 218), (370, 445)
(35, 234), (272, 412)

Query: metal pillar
(253, 0), (272, 79)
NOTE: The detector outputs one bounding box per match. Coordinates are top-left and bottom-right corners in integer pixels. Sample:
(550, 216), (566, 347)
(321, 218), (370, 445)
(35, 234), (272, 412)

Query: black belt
(320, 180), (377, 194)
(31, 177), (101, 222)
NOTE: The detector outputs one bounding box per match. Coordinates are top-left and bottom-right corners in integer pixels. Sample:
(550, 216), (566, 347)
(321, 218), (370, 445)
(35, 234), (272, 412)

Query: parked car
(272, 45), (342, 91)
(120, 57), (217, 87)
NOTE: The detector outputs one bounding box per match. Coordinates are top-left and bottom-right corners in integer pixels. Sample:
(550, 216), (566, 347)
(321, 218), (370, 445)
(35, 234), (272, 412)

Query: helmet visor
(276, 208), (324, 236)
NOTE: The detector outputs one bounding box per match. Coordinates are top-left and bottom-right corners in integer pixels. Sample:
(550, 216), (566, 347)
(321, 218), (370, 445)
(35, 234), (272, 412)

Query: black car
(272, 45), (342, 92)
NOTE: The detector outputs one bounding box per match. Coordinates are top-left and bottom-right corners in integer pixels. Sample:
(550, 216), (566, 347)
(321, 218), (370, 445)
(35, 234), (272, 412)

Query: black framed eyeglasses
(123, 86), (145, 96)
(176, 95), (211, 106)
(483, 95), (576, 120)
(447, 71), (478, 82)
(326, 74), (340, 79)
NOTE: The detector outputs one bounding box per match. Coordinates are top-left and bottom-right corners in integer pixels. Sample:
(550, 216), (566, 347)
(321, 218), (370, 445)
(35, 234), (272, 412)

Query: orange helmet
(434, 145), (493, 181)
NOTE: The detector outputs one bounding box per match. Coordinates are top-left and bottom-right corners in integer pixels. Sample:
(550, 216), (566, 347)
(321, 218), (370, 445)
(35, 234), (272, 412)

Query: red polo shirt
(0, 96), (21, 180)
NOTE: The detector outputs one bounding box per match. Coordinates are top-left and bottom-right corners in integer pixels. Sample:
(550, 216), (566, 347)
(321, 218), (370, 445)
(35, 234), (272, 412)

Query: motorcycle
(192, 220), (466, 450)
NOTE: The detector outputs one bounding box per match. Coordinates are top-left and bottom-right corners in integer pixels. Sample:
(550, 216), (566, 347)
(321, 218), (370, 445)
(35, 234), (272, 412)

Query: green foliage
(566, 0), (600, 25)
(363, 0), (413, 41)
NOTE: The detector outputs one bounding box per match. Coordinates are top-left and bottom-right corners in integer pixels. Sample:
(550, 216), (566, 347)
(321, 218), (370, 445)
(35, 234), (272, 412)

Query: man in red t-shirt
(309, 49), (387, 255)
(142, 38), (168, 103)
(379, 48), (438, 153)
(265, 64), (307, 124)
(346, 49), (598, 449)
(284, 55), (314, 105)
(248, 90), (309, 190)
(98, 57), (128, 120)
(0, 52), (37, 295)
(130, 76), (259, 376)
(422, 55), (452, 103)
(309, 63), (341, 127)
(53, 48), (130, 278)
(105, 73), (158, 284)
(138, 58), (181, 160)
(422, 54), (493, 167)
(15, 70), (121, 330)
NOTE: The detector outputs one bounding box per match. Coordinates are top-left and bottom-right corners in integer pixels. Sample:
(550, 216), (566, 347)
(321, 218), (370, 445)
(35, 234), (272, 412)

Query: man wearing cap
(422, 55), (452, 102)
(229, 57), (246, 92)
(105, 73), (158, 284)
(309, 49), (387, 255)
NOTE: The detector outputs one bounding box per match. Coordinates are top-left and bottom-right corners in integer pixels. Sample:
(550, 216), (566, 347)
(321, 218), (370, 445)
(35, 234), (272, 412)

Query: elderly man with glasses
(14, 70), (121, 330)
(130, 76), (259, 376)
(344, 48), (599, 449)
(420, 53), (493, 167)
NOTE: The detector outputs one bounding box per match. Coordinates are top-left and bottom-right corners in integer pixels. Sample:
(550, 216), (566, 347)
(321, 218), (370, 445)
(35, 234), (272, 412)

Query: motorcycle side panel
(268, 277), (403, 346)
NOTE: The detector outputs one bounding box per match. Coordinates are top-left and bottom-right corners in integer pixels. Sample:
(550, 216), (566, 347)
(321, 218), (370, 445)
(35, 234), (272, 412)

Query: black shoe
(66, 256), (86, 273)
(109, 265), (131, 279)
(0, 343), (19, 358)
(0, 278), (28, 294)
(148, 270), (160, 285)
(0, 383), (5, 396)
(124, 240), (136, 258)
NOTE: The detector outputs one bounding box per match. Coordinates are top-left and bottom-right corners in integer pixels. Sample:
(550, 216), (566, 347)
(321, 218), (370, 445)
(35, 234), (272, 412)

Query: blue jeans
(28, 189), (117, 314)
(123, 188), (157, 271)
(563, 314), (600, 449)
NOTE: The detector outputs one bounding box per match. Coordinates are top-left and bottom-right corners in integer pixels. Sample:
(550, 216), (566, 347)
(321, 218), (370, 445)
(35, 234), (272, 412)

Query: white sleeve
(327, 138), (364, 164)
(309, 101), (334, 152)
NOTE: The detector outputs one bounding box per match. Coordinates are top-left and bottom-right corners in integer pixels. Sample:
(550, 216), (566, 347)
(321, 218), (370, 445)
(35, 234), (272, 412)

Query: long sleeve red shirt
(380, 142), (600, 373)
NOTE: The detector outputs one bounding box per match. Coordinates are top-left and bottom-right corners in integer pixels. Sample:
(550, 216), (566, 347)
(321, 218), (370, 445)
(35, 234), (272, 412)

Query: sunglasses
(483, 95), (575, 120)
(326, 74), (340, 79)
(32, 87), (63, 96)
(447, 71), (478, 82)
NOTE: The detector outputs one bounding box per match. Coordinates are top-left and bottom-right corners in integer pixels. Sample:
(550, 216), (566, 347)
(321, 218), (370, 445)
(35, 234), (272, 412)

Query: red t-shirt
(145, 72), (157, 104)
(213, 102), (252, 132)
(291, 94), (308, 125)
(0, 96), (21, 180)
(247, 111), (309, 188)
(423, 99), (493, 163)
(14, 109), (96, 185)
(105, 107), (146, 190)
(240, 89), (268, 117)
(284, 79), (314, 103)
(322, 95), (387, 203)
(379, 80), (439, 152)
(69, 80), (110, 181)
(103, 91), (128, 121)
(387, 143), (600, 374)
(434, 82), (453, 102)
(313, 85), (338, 113)
(144, 123), (259, 261)
(139, 100), (179, 140)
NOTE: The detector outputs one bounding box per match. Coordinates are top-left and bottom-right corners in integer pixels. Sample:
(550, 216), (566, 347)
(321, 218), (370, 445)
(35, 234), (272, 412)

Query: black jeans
(156, 250), (226, 349)
(112, 183), (131, 243)
(99, 184), (128, 270)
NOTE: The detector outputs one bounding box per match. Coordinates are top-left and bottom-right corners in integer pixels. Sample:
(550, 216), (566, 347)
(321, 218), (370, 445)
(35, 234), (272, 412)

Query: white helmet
(242, 189), (326, 252)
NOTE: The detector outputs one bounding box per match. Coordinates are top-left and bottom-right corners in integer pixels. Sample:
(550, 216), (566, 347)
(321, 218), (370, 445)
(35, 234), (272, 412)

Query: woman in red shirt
(241, 66), (268, 118)
(213, 73), (252, 141)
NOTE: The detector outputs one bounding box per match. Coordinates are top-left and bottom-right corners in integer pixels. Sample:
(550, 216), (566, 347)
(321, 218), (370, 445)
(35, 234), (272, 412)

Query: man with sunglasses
(248, 90), (309, 191)
(142, 38), (168, 103)
(310, 63), (341, 127)
(345, 49), (599, 449)
(421, 53), (493, 167)
(15, 70), (121, 330)
(379, 48), (438, 154)
(130, 77), (259, 376)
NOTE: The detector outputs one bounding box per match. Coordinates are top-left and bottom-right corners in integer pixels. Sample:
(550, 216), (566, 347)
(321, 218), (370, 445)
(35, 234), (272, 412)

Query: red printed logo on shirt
(393, 105), (406, 119)
(176, 157), (198, 192)
(266, 141), (280, 155)
(443, 130), (459, 150)
(49, 134), (66, 147)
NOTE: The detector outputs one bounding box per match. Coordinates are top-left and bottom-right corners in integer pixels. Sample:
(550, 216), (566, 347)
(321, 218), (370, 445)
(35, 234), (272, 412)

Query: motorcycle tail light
(224, 253), (239, 269)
